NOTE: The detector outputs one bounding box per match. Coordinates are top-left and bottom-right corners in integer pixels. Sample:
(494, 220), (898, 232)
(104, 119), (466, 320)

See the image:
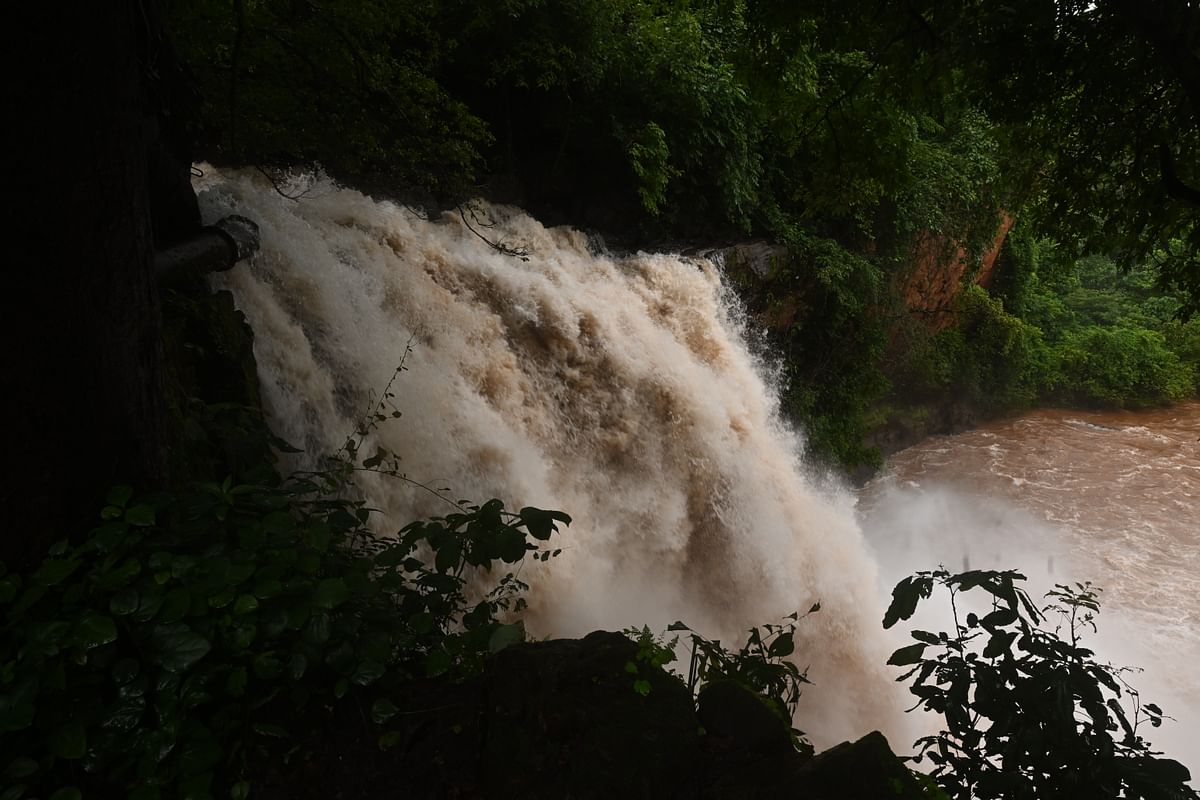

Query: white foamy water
(194, 167), (909, 747)
(860, 404), (1200, 767)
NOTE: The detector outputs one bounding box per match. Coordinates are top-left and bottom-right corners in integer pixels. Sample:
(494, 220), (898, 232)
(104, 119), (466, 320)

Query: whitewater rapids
(196, 167), (908, 747)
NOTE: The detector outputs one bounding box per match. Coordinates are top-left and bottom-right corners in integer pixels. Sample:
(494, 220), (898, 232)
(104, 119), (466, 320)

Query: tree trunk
(4, 2), (170, 569)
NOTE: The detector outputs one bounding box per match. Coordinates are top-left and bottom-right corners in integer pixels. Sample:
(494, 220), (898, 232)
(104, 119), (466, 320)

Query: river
(198, 166), (1197, 767)
(859, 402), (1200, 766)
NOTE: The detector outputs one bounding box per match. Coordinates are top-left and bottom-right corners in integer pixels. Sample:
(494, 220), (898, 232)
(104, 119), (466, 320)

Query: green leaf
(96, 558), (141, 590)
(982, 631), (1017, 659)
(107, 485), (134, 508)
(887, 643), (927, 667)
(289, 653), (307, 680)
(425, 649), (452, 677)
(160, 588), (192, 624)
(226, 563), (257, 586)
(252, 723), (288, 739)
(252, 579), (283, 599)
(518, 507), (561, 541)
(0, 576), (20, 604)
(351, 660), (386, 686)
(313, 578), (350, 609)
(94, 522), (129, 550)
(32, 558), (80, 587)
(233, 594), (259, 615)
(78, 613), (118, 648)
(261, 511), (296, 534)
(103, 694), (146, 733)
(371, 697), (398, 724)
(434, 539), (462, 573)
(49, 788), (82, 800)
(633, 679), (652, 696)
(495, 527), (528, 564)
(208, 587), (236, 609)
(910, 630), (941, 645)
(128, 784), (162, 800)
(125, 504), (156, 527)
(0, 680), (37, 732)
(488, 622), (525, 653)
(231, 781), (251, 800)
(226, 666), (248, 698)
(883, 576), (930, 629)
(768, 632), (795, 658)
(110, 588), (139, 616)
(50, 722), (87, 759)
(4, 757), (38, 779)
(304, 613), (330, 645)
(252, 653), (282, 680)
(152, 624), (212, 672)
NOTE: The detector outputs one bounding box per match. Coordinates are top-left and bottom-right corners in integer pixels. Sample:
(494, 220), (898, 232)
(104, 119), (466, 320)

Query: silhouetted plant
(885, 569), (1197, 800)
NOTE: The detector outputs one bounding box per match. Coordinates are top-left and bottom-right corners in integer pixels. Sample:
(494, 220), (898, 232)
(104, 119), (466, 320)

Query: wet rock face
(794, 731), (931, 800)
(894, 214), (1014, 333)
(480, 631), (702, 798)
(254, 631), (928, 800)
(697, 679), (793, 755)
(708, 242), (792, 280)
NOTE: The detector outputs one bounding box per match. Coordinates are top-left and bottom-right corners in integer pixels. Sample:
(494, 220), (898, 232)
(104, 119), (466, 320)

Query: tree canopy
(162, 0), (1200, 468)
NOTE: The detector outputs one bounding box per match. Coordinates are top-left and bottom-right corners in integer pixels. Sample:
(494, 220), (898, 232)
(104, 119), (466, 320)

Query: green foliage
(668, 606), (820, 756)
(1051, 327), (1195, 408)
(759, 229), (890, 469)
(0, 471), (567, 798)
(884, 570), (1197, 800)
(892, 284), (1050, 415)
(627, 122), (677, 217)
(621, 626), (678, 697)
(166, 0), (490, 198)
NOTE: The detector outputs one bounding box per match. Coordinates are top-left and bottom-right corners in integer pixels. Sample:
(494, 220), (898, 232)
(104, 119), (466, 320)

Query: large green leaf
(152, 624), (212, 672)
(887, 643), (927, 667)
(313, 578), (350, 609)
(487, 622), (524, 653)
(78, 613), (118, 649)
(49, 722), (87, 759)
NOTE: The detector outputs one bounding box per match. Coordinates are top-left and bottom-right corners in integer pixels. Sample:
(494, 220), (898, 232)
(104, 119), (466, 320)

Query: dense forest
(3, 1), (1199, 798)
(164, 0), (1200, 469)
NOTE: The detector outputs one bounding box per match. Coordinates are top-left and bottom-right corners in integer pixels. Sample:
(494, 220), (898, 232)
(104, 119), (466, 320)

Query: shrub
(0, 477), (567, 800)
(884, 569), (1197, 800)
(1050, 326), (1195, 407)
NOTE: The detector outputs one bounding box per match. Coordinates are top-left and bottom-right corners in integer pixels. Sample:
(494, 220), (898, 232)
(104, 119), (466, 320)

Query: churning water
(860, 404), (1200, 765)
(196, 167), (1196, 768)
(196, 168), (907, 748)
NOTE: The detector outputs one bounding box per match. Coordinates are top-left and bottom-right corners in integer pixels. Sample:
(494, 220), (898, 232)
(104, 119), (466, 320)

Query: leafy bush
(0, 476), (567, 800)
(620, 609), (820, 757)
(884, 569), (1197, 800)
(1050, 326), (1195, 408)
(894, 285), (1050, 413)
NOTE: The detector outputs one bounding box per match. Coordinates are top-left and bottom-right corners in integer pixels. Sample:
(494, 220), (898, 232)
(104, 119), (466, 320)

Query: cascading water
(195, 167), (909, 747)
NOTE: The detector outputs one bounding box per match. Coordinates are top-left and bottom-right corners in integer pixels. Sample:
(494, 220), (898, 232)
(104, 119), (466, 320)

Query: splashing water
(195, 168), (908, 747)
(860, 405), (1200, 765)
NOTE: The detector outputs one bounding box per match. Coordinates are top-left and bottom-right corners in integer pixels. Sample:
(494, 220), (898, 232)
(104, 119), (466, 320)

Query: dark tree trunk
(4, 2), (173, 569)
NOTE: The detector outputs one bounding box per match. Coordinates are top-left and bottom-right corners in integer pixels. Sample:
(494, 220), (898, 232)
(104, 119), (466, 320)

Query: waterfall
(195, 167), (907, 747)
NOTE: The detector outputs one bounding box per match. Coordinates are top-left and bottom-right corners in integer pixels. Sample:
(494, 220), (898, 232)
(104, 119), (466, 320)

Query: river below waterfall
(859, 402), (1200, 765)
(198, 166), (1196, 768)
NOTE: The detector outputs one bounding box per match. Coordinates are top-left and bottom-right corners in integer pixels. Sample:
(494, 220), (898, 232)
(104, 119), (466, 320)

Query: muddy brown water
(860, 401), (1200, 766)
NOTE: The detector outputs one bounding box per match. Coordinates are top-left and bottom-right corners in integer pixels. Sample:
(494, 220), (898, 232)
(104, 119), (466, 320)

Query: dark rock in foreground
(257, 631), (926, 799)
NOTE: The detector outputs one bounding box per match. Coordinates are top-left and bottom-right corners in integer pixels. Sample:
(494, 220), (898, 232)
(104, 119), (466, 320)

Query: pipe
(155, 215), (260, 284)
